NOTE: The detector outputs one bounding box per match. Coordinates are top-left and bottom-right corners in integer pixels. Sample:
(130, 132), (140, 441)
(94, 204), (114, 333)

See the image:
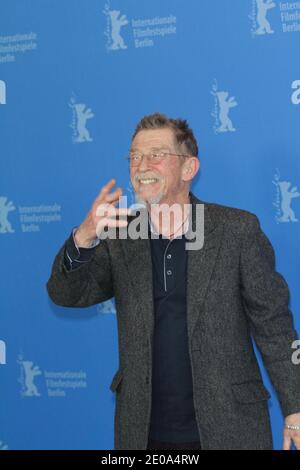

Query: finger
(283, 434), (291, 450)
(105, 188), (123, 203)
(98, 190), (122, 207)
(95, 205), (132, 217)
(97, 178), (117, 199)
(94, 200), (119, 212)
(104, 198), (122, 209)
(93, 198), (117, 216)
(108, 200), (136, 213)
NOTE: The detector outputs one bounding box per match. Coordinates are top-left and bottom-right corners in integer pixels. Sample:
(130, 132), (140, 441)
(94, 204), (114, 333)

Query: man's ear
(182, 157), (200, 182)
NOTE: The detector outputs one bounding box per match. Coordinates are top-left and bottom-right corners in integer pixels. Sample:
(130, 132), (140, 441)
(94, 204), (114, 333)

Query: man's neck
(147, 192), (191, 238)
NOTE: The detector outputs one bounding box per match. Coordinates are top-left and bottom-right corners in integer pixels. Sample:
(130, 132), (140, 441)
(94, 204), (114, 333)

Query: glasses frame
(125, 151), (191, 166)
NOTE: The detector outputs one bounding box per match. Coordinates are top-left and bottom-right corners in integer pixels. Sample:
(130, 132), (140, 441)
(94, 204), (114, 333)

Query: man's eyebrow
(130, 145), (171, 152)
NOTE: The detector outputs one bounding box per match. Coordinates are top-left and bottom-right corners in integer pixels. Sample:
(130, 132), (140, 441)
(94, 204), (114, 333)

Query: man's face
(129, 128), (187, 205)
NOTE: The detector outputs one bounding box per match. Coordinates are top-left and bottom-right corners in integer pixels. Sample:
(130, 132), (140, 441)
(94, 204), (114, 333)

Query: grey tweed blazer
(46, 191), (300, 450)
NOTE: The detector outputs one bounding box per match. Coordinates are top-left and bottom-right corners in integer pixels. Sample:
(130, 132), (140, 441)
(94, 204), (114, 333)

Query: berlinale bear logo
(0, 197), (15, 234)
(18, 355), (42, 397)
(103, 2), (129, 51)
(255, 0), (276, 35)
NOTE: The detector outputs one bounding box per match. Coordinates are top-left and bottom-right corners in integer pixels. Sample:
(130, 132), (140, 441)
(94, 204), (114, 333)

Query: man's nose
(138, 155), (151, 171)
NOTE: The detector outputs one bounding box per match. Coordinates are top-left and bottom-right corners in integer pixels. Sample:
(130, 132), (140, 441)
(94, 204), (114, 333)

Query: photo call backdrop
(0, 0), (300, 450)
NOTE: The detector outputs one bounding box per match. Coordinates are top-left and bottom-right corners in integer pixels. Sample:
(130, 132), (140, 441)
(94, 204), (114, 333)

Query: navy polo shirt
(63, 222), (200, 444)
(148, 227), (200, 443)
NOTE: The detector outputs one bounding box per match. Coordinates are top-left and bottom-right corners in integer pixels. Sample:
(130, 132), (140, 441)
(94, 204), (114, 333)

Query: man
(46, 112), (300, 450)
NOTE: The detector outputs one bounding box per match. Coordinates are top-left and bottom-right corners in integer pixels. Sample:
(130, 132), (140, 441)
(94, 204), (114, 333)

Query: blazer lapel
(186, 192), (224, 344)
(120, 208), (154, 344)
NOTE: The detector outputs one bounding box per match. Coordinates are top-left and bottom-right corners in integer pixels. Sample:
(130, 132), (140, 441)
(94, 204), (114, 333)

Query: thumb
(283, 434), (291, 450)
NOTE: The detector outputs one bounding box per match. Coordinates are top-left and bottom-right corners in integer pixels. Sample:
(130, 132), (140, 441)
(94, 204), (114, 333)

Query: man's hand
(75, 178), (131, 247)
(283, 413), (300, 450)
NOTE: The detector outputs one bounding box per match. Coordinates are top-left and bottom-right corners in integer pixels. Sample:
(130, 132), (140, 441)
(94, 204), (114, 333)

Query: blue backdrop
(1, 0), (300, 450)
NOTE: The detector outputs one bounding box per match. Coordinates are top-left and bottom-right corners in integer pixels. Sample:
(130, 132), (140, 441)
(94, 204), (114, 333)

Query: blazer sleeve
(240, 213), (300, 418)
(46, 234), (114, 308)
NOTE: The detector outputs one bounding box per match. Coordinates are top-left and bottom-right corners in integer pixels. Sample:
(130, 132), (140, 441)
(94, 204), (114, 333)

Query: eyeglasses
(126, 151), (190, 166)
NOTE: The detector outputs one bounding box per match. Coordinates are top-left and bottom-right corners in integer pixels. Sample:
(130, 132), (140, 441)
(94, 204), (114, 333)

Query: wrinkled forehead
(130, 128), (176, 152)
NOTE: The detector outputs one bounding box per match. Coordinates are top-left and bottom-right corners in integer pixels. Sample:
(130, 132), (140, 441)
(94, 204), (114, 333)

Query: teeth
(139, 178), (158, 184)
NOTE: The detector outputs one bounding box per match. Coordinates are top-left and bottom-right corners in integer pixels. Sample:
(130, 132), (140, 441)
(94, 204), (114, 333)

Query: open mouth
(137, 177), (159, 185)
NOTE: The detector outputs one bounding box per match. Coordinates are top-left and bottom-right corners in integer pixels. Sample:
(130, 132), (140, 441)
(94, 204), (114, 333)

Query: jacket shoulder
(202, 199), (260, 235)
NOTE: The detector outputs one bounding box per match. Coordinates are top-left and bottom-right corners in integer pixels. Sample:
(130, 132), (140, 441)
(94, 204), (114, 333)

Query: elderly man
(47, 112), (300, 450)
